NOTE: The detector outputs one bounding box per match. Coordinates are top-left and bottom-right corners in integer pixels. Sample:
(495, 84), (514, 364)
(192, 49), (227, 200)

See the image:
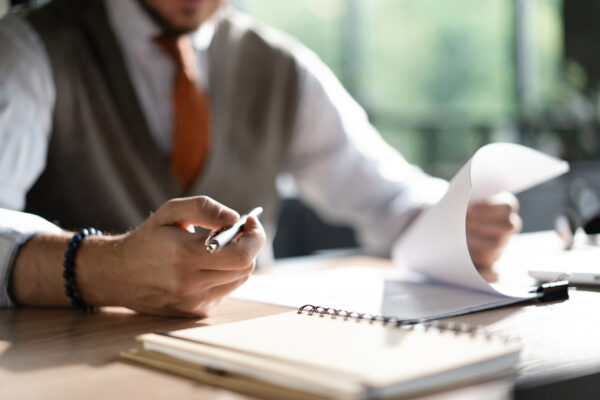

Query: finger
(172, 240), (255, 271)
(230, 215), (261, 241)
(467, 235), (505, 270)
(238, 216), (262, 239)
(466, 213), (522, 238)
(467, 202), (516, 222)
(179, 276), (251, 318)
(468, 192), (518, 215)
(176, 238), (259, 271)
(224, 215), (266, 258)
(471, 253), (500, 272)
(154, 196), (240, 229)
(193, 265), (254, 289)
(479, 268), (499, 283)
(194, 216), (266, 270)
(162, 267), (253, 316)
(207, 275), (250, 300)
(467, 232), (509, 254)
(470, 252), (499, 272)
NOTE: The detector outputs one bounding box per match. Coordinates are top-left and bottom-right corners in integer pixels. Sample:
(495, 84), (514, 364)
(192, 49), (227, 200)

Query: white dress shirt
(0, 0), (447, 307)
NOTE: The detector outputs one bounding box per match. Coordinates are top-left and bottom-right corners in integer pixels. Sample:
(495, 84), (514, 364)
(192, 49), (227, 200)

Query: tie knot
(153, 34), (198, 80)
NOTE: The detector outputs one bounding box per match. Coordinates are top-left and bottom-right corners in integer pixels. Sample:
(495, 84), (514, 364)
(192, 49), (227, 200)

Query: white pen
(204, 207), (263, 253)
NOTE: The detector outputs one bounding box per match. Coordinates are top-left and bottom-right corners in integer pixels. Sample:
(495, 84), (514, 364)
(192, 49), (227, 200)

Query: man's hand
(466, 192), (522, 274)
(11, 196), (266, 317)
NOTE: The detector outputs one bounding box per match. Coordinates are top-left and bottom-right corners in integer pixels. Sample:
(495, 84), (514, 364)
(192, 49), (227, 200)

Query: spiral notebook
(123, 306), (521, 399)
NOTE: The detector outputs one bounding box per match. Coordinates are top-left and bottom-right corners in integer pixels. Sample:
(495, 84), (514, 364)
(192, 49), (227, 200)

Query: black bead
(63, 228), (101, 312)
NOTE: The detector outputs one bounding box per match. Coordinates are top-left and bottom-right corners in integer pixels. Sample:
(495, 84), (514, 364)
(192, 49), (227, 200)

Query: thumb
(153, 196), (240, 230)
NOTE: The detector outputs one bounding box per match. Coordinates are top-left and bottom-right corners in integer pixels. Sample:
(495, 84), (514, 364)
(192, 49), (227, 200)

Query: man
(0, 0), (520, 317)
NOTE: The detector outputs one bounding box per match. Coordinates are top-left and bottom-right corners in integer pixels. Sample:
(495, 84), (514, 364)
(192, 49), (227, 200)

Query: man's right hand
(10, 196), (266, 317)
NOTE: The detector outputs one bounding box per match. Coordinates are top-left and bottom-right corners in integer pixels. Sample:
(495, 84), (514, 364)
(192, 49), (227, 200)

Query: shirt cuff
(0, 209), (61, 307)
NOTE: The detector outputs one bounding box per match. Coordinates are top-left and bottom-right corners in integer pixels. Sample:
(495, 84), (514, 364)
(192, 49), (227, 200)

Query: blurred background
(3, 0), (600, 256)
(231, 0), (600, 255)
(230, 0), (599, 173)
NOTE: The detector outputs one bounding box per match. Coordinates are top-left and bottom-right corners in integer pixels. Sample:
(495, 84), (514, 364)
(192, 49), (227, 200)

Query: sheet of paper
(231, 265), (531, 320)
(392, 143), (569, 298)
(231, 266), (390, 313)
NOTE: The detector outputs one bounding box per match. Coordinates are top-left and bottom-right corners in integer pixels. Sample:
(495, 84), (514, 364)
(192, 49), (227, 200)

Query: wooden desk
(0, 300), (291, 399)
(2, 240), (600, 399)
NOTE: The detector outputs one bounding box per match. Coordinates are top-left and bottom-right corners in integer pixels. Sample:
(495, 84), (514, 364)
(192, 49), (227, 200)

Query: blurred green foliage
(232, 0), (563, 177)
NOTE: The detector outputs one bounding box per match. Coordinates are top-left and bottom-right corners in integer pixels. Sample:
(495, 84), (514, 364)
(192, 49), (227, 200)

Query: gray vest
(25, 0), (300, 259)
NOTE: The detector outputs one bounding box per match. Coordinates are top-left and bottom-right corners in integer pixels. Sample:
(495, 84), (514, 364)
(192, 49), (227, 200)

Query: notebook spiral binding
(297, 304), (514, 342)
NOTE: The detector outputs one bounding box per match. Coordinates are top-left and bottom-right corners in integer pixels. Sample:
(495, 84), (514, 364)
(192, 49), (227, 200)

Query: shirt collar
(104, 0), (218, 52)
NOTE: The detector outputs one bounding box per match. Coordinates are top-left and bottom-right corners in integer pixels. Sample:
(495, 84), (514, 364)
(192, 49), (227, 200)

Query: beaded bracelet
(62, 228), (101, 312)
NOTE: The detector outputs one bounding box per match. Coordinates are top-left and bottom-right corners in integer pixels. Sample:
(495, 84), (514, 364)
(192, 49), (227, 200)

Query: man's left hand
(466, 192), (522, 273)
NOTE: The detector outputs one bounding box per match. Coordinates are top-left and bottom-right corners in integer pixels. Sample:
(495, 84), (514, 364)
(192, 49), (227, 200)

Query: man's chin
(172, 13), (206, 32)
(138, 0), (212, 34)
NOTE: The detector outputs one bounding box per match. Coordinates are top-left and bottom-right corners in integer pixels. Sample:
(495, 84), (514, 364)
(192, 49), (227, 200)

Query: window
(233, 0), (563, 178)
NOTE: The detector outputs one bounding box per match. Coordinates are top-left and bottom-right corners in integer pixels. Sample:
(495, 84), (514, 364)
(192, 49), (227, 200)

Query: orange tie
(154, 34), (211, 188)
